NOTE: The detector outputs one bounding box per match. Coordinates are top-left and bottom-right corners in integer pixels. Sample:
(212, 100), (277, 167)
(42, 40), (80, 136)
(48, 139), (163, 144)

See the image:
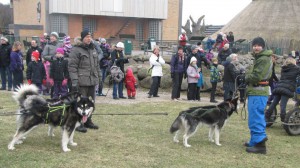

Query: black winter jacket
(0, 43), (12, 67)
(50, 57), (69, 82)
(223, 61), (239, 83)
(272, 64), (300, 97)
(26, 61), (46, 84)
(111, 50), (128, 73)
(218, 48), (232, 64)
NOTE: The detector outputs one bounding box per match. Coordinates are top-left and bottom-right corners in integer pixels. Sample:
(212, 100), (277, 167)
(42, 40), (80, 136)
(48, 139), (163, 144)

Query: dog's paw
(69, 142), (77, 146)
(215, 143), (222, 146)
(184, 144), (191, 148)
(8, 145), (15, 150)
(63, 148), (71, 152)
(15, 140), (23, 144)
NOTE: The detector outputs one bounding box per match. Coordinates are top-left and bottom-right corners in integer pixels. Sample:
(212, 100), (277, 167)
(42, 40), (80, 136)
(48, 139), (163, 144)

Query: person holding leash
(68, 30), (100, 133)
(244, 37), (273, 154)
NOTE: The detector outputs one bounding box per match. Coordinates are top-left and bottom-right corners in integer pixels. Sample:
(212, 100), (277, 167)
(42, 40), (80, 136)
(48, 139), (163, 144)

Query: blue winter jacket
(9, 50), (24, 72)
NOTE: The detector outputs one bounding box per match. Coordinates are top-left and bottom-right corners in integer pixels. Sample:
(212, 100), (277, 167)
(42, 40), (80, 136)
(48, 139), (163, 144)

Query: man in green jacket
(244, 37), (273, 154)
(68, 30), (100, 132)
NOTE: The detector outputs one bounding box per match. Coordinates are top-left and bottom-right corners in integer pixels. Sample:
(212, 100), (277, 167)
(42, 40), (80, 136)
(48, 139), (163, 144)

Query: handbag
(147, 65), (154, 75)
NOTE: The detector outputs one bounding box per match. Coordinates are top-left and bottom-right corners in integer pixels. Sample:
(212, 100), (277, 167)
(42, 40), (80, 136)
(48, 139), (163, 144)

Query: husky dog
(8, 84), (94, 152)
(170, 97), (239, 147)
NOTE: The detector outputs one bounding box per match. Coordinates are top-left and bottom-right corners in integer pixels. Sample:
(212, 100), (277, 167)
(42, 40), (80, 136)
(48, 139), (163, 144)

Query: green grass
(0, 91), (299, 168)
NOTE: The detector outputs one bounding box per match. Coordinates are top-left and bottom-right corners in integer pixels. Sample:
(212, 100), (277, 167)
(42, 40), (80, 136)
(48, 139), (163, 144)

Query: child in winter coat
(50, 48), (69, 99)
(124, 67), (137, 99)
(210, 58), (220, 103)
(26, 50), (46, 93)
(187, 57), (200, 100)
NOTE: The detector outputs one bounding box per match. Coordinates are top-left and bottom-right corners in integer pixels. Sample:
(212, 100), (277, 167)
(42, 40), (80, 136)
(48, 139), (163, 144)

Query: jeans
(53, 82), (68, 99)
(266, 94), (289, 119)
(98, 68), (107, 94)
(149, 76), (161, 96)
(0, 66), (12, 89)
(187, 83), (197, 100)
(12, 70), (23, 90)
(113, 79), (124, 98)
(247, 95), (268, 147)
(171, 72), (183, 99)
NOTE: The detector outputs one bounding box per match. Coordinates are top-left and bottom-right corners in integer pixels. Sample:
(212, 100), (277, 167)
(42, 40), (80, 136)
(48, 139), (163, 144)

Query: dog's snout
(82, 112), (86, 115)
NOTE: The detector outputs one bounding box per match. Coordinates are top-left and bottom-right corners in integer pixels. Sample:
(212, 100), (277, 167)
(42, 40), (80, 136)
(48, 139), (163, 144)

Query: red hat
(31, 50), (40, 60)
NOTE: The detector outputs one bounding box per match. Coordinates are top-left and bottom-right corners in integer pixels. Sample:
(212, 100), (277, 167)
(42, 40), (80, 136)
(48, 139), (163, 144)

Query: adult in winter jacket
(68, 30), (100, 132)
(245, 37), (273, 154)
(218, 44), (232, 64)
(26, 40), (43, 66)
(170, 46), (187, 101)
(0, 36), (12, 90)
(42, 32), (62, 62)
(9, 41), (24, 90)
(148, 46), (165, 98)
(265, 57), (300, 122)
(98, 38), (111, 96)
(111, 42), (129, 99)
(178, 30), (188, 53)
(227, 31), (235, 48)
(222, 54), (239, 101)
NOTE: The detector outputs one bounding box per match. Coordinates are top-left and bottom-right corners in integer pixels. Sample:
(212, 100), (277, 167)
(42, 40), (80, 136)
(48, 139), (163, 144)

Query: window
(50, 14), (68, 35)
(136, 20), (144, 42)
(149, 20), (160, 40)
(82, 17), (97, 34)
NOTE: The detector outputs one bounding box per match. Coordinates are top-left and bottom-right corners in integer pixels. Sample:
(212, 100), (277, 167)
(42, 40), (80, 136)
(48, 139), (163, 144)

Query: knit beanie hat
(50, 32), (59, 39)
(191, 45), (197, 51)
(81, 30), (91, 40)
(63, 36), (71, 44)
(1, 36), (8, 42)
(56, 48), (65, 55)
(252, 37), (265, 48)
(31, 50), (40, 60)
(190, 57), (197, 64)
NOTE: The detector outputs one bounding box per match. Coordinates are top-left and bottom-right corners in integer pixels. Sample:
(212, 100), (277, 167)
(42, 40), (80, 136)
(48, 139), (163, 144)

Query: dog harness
(45, 104), (70, 126)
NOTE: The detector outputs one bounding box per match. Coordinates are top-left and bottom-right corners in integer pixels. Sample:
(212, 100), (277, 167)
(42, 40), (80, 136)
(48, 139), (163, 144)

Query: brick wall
(162, 0), (180, 40)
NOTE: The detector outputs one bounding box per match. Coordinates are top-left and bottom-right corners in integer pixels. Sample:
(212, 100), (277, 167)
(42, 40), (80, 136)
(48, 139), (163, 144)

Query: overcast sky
(182, 0), (252, 25)
(0, 0), (252, 25)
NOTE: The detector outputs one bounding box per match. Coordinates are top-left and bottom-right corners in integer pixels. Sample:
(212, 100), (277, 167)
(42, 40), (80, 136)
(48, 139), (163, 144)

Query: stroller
(265, 76), (300, 135)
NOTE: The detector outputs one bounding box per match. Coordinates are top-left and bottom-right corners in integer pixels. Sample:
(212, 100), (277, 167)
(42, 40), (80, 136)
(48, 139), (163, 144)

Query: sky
(0, 0), (252, 25)
(182, 0), (252, 25)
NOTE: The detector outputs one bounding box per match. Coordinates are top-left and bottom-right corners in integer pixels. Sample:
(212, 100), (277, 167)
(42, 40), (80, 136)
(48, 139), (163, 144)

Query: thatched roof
(213, 0), (300, 53)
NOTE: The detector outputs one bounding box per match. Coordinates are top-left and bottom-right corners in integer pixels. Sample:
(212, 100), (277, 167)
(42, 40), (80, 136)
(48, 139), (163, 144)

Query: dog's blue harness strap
(45, 104), (69, 126)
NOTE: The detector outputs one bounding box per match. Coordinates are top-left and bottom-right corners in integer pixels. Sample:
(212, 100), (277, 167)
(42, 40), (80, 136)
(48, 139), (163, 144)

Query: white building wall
(49, 0), (168, 19)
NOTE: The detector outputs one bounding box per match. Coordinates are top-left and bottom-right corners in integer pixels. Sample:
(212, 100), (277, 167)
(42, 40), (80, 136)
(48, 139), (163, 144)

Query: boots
(246, 138), (267, 154)
(76, 124), (87, 133)
(84, 117), (99, 129)
(280, 113), (286, 122)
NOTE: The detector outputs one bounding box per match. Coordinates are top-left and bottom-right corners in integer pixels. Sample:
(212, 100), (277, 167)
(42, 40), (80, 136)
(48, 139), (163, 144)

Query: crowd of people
(2, 30), (300, 154)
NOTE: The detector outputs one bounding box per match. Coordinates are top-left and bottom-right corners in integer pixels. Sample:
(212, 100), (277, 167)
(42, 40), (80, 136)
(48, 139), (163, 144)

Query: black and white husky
(8, 84), (94, 152)
(170, 97), (239, 147)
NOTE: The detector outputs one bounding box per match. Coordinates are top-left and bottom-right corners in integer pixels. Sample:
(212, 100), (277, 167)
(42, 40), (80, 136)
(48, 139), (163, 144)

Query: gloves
(49, 79), (54, 86)
(27, 79), (32, 85)
(42, 79), (47, 85)
(195, 74), (200, 78)
(62, 79), (68, 86)
(171, 73), (174, 79)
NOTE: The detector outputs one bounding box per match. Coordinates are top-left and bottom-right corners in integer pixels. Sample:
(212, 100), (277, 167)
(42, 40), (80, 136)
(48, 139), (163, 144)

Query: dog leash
(92, 112), (168, 116)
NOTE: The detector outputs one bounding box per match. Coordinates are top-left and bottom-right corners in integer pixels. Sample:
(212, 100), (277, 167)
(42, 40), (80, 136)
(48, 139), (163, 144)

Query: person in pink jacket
(186, 57), (200, 100)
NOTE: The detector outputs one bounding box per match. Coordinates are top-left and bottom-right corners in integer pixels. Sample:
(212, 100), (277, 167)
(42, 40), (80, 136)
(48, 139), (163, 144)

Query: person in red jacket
(124, 67), (137, 99)
(178, 30), (188, 53)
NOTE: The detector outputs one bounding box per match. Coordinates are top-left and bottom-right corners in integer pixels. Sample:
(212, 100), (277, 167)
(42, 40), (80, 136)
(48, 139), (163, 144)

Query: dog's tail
(170, 115), (183, 134)
(13, 84), (39, 105)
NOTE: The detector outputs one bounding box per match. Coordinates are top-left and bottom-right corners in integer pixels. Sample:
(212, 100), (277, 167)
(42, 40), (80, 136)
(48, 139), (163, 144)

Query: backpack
(110, 64), (124, 83)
